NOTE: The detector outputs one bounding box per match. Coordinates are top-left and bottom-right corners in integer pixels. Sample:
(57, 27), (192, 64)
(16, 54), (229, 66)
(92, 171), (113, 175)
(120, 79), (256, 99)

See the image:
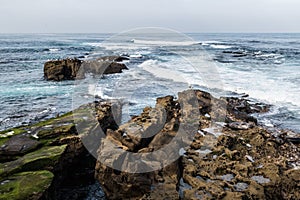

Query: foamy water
(0, 33), (299, 132)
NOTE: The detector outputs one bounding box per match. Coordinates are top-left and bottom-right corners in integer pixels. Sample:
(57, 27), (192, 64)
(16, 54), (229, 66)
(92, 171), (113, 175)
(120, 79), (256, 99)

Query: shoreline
(0, 89), (299, 199)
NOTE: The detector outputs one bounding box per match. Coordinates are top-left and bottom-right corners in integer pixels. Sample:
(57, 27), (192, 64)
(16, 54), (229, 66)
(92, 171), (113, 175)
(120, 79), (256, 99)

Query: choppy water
(0, 33), (299, 132)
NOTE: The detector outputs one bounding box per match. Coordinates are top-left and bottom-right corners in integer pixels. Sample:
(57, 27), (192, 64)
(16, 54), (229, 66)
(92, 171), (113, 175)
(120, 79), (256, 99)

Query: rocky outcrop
(44, 58), (82, 81)
(1, 89), (299, 200)
(44, 56), (129, 81)
(0, 101), (118, 200)
(94, 90), (300, 200)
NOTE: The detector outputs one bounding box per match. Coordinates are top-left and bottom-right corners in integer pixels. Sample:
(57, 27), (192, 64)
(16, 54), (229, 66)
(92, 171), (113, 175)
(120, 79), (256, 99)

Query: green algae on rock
(0, 100), (118, 199)
(0, 170), (54, 200)
(0, 145), (67, 182)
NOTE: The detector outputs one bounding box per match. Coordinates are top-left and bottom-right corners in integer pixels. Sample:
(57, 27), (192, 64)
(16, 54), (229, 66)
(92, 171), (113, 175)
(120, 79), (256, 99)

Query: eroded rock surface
(94, 90), (299, 200)
(0, 101), (117, 200)
(44, 56), (129, 81)
(1, 89), (299, 200)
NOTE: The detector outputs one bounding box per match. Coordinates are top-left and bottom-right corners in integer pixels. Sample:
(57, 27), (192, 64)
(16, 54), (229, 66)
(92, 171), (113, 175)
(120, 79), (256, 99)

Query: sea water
(0, 33), (299, 132)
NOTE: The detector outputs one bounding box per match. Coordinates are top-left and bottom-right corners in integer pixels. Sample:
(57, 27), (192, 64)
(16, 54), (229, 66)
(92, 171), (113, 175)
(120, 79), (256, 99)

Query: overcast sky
(0, 0), (299, 33)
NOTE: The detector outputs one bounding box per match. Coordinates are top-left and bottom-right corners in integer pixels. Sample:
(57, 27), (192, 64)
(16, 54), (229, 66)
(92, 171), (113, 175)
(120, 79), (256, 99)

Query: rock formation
(94, 90), (300, 200)
(0, 89), (299, 200)
(44, 58), (82, 81)
(0, 101), (118, 199)
(44, 56), (129, 81)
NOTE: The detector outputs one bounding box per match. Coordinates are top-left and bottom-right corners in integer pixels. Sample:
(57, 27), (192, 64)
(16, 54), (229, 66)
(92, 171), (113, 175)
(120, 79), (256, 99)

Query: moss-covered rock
(0, 170), (54, 200)
(0, 128), (26, 139)
(36, 124), (76, 139)
(0, 145), (67, 178)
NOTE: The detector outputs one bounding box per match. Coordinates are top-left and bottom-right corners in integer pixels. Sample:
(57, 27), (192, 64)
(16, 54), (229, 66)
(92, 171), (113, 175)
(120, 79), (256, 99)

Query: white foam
(132, 39), (199, 46)
(84, 42), (146, 51)
(49, 48), (59, 52)
(210, 44), (232, 49)
(130, 53), (143, 58)
(138, 60), (187, 83)
(201, 40), (222, 44)
(216, 63), (300, 108)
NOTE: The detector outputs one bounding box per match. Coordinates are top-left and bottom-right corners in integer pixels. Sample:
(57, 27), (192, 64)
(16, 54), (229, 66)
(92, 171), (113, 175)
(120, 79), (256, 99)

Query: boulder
(82, 60), (128, 75)
(0, 135), (40, 162)
(97, 55), (129, 62)
(44, 56), (129, 81)
(44, 58), (82, 81)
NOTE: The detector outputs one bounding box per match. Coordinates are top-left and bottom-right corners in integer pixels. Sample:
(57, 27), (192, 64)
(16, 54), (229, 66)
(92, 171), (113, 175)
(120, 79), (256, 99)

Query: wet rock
(97, 55), (129, 62)
(0, 145), (68, 178)
(286, 131), (300, 144)
(95, 94), (190, 199)
(227, 121), (254, 130)
(0, 102), (119, 200)
(44, 58), (82, 81)
(1, 89), (299, 200)
(0, 170), (54, 200)
(94, 89), (299, 200)
(44, 56), (129, 81)
(0, 135), (40, 161)
(82, 60), (128, 75)
(224, 97), (269, 124)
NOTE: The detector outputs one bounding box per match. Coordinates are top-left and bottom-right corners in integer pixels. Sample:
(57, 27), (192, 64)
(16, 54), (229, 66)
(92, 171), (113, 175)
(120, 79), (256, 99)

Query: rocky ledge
(0, 90), (299, 200)
(94, 90), (300, 200)
(44, 56), (129, 81)
(0, 101), (118, 199)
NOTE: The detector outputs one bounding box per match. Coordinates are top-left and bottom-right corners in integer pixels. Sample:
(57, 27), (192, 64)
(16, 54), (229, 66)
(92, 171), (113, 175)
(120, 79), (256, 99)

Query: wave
(48, 48), (59, 52)
(0, 48), (41, 53)
(130, 53), (143, 58)
(210, 44), (232, 49)
(85, 42), (145, 51)
(138, 60), (187, 83)
(200, 41), (223, 46)
(132, 39), (200, 46)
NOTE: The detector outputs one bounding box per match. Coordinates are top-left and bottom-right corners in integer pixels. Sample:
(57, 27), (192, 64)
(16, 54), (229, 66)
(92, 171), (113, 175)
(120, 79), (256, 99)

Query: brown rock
(44, 56), (128, 81)
(44, 58), (82, 81)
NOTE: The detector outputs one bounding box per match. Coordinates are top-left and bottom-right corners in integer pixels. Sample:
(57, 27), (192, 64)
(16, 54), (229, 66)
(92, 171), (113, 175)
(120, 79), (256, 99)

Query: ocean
(0, 32), (299, 133)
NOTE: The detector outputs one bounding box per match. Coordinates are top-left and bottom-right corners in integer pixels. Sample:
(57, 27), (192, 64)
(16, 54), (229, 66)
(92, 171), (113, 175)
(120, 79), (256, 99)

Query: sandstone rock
(94, 89), (298, 200)
(97, 55), (129, 62)
(1, 89), (298, 200)
(44, 58), (82, 81)
(94, 94), (185, 199)
(44, 56), (129, 81)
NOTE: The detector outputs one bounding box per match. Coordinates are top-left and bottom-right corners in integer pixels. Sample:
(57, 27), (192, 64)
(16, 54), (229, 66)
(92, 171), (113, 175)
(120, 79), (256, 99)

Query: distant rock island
(1, 86), (299, 199)
(44, 56), (129, 81)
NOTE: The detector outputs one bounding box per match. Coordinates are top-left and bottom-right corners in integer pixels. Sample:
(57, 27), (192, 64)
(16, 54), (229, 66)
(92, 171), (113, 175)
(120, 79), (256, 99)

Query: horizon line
(0, 32), (300, 34)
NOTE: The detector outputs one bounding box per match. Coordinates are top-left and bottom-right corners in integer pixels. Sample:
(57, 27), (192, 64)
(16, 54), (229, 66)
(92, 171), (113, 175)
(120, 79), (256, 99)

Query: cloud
(0, 0), (299, 33)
